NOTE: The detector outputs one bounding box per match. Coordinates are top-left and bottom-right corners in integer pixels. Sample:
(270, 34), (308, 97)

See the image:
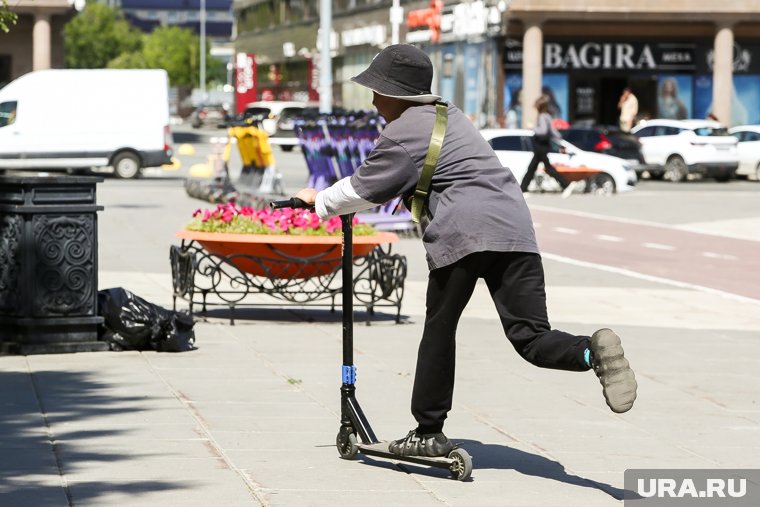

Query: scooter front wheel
(336, 430), (359, 459)
(448, 448), (472, 481)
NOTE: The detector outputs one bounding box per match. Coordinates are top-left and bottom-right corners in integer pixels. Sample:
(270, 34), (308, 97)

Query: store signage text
(504, 39), (696, 71)
(407, 0), (501, 43)
(234, 53), (257, 114)
(407, 0), (442, 42)
(545, 43), (656, 70)
(341, 25), (386, 48)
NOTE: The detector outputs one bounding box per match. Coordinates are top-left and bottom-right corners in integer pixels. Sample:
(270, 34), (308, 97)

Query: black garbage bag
(97, 288), (196, 352)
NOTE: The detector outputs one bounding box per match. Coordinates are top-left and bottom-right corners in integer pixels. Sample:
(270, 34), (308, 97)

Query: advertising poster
(502, 74), (568, 127)
(656, 74), (692, 120)
(503, 74), (523, 128)
(439, 44), (457, 104)
(463, 42), (484, 124)
(542, 74), (568, 122)
(692, 74), (759, 125)
(693, 75), (713, 120)
(732, 75), (759, 125)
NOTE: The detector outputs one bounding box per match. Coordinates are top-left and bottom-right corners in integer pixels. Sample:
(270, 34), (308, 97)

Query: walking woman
(520, 95), (576, 197)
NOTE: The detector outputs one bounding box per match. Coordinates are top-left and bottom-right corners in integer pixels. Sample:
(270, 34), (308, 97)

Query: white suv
(631, 119), (738, 182)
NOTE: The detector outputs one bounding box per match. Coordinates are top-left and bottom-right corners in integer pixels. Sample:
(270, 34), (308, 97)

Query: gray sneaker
(590, 328), (637, 413)
(388, 430), (454, 457)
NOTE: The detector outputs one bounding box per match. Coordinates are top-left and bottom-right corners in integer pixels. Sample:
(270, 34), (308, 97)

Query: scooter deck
(357, 441), (456, 469)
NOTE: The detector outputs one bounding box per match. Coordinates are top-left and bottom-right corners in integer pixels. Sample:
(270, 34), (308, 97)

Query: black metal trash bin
(0, 174), (108, 354)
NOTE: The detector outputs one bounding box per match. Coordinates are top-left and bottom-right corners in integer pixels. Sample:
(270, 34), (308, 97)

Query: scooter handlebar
(269, 197), (312, 210)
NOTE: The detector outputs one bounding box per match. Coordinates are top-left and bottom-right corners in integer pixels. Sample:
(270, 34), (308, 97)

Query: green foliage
(63, 4), (226, 87)
(64, 3), (142, 68)
(107, 50), (148, 70)
(0, 0), (17, 33)
(141, 26), (200, 87)
(139, 26), (227, 88)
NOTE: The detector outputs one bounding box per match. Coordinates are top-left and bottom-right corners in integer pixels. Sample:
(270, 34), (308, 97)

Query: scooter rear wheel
(336, 431), (358, 459)
(448, 448), (472, 481)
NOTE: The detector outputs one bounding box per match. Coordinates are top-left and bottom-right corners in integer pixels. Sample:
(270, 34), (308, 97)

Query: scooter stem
(339, 213), (379, 444)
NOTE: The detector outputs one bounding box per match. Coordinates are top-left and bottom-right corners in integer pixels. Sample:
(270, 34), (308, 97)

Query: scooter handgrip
(269, 197), (310, 210)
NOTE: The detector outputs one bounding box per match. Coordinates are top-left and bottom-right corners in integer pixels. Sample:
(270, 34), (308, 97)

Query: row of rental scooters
(294, 112), (417, 234)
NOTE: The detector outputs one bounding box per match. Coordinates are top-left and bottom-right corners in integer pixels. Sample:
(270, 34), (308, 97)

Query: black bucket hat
(351, 44), (441, 103)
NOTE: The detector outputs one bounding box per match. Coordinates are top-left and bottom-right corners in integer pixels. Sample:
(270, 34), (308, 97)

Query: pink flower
(190, 203), (371, 235)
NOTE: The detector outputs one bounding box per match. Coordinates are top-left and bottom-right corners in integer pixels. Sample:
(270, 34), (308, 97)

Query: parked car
(480, 129), (637, 195)
(243, 100), (315, 151)
(728, 125), (760, 180)
(631, 119), (738, 182)
(190, 104), (229, 129)
(559, 125), (663, 179)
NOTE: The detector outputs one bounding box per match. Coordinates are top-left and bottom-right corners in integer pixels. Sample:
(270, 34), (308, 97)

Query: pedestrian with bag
(521, 95), (576, 197)
(292, 44), (637, 458)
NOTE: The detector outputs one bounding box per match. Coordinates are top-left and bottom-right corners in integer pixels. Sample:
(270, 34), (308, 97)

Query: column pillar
(712, 23), (734, 125)
(33, 13), (52, 71)
(521, 21), (543, 128)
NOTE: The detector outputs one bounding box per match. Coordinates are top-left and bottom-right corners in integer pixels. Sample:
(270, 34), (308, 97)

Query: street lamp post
(200, 0), (207, 103)
(319, 0), (332, 113)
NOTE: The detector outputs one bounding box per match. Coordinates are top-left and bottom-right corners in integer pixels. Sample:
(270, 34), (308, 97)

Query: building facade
(115, 0), (233, 41)
(506, 0), (760, 128)
(233, 0), (760, 128)
(0, 0), (75, 87)
(232, 0), (506, 126)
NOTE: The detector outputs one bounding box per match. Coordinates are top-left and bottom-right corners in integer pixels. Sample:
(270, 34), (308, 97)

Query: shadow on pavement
(0, 370), (190, 505)
(459, 439), (630, 499)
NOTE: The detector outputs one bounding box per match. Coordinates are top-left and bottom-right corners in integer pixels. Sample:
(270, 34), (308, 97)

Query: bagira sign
(503, 39), (696, 72)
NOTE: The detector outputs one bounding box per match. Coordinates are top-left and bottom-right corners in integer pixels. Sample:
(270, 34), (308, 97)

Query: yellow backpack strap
(411, 102), (448, 224)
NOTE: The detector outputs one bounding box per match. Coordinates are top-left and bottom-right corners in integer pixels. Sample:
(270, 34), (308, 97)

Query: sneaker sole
(591, 328), (637, 413)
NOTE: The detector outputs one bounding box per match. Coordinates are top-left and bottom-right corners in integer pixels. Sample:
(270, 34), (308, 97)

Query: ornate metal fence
(170, 241), (407, 325)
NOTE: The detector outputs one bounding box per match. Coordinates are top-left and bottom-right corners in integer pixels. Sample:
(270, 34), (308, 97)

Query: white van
(0, 69), (173, 178)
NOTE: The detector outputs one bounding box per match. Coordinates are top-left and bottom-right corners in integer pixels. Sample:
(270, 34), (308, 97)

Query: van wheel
(113, 152), (142, 179)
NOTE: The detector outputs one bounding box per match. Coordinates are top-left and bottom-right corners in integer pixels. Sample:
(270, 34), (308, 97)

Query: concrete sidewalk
(3, 257), (760, 506)
(2, 181), (760, 506)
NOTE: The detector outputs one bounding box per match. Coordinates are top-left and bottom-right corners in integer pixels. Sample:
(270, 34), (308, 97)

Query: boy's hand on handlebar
(294, 188), (318, 206)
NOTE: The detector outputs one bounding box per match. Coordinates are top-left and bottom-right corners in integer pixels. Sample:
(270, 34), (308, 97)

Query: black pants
(412, 251), (590, 434)
(521, 145), (569, 192)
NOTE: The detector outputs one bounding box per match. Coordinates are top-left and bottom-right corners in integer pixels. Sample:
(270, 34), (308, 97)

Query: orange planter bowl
(176, 230), (399, 279)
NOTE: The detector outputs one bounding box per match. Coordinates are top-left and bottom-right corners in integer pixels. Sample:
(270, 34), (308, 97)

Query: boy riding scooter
(292, 44), (637, 459)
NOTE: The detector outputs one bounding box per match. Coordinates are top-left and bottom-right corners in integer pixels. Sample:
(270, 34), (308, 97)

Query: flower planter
(176, 230), (399, 279)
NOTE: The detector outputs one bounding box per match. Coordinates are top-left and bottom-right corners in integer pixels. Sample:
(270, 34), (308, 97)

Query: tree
(142, 26), (199, 87)
(1, 0), (18, 33)
(109, 26), (226, 88)
(63, 3), (141, 68)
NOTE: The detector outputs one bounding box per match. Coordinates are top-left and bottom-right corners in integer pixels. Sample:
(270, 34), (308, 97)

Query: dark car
(560, 125), (663, 178)
(190, 104), (229, 129)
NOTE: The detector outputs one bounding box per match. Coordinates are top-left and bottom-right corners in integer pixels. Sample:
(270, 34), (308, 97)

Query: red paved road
(531, 207), (760, 300)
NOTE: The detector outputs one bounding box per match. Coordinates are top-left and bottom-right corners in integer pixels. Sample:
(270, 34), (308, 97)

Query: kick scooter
(270, 198), (473, 481)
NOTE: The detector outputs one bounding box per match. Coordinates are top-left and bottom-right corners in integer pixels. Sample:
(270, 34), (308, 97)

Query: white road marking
(530, 204), (760, 243)
(643, 242), (676, 251)
(542, 252), (760, 306)
(703, 251), (738, 261)
(595, 234), (624, 242)
(554, 227), (579, 235)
